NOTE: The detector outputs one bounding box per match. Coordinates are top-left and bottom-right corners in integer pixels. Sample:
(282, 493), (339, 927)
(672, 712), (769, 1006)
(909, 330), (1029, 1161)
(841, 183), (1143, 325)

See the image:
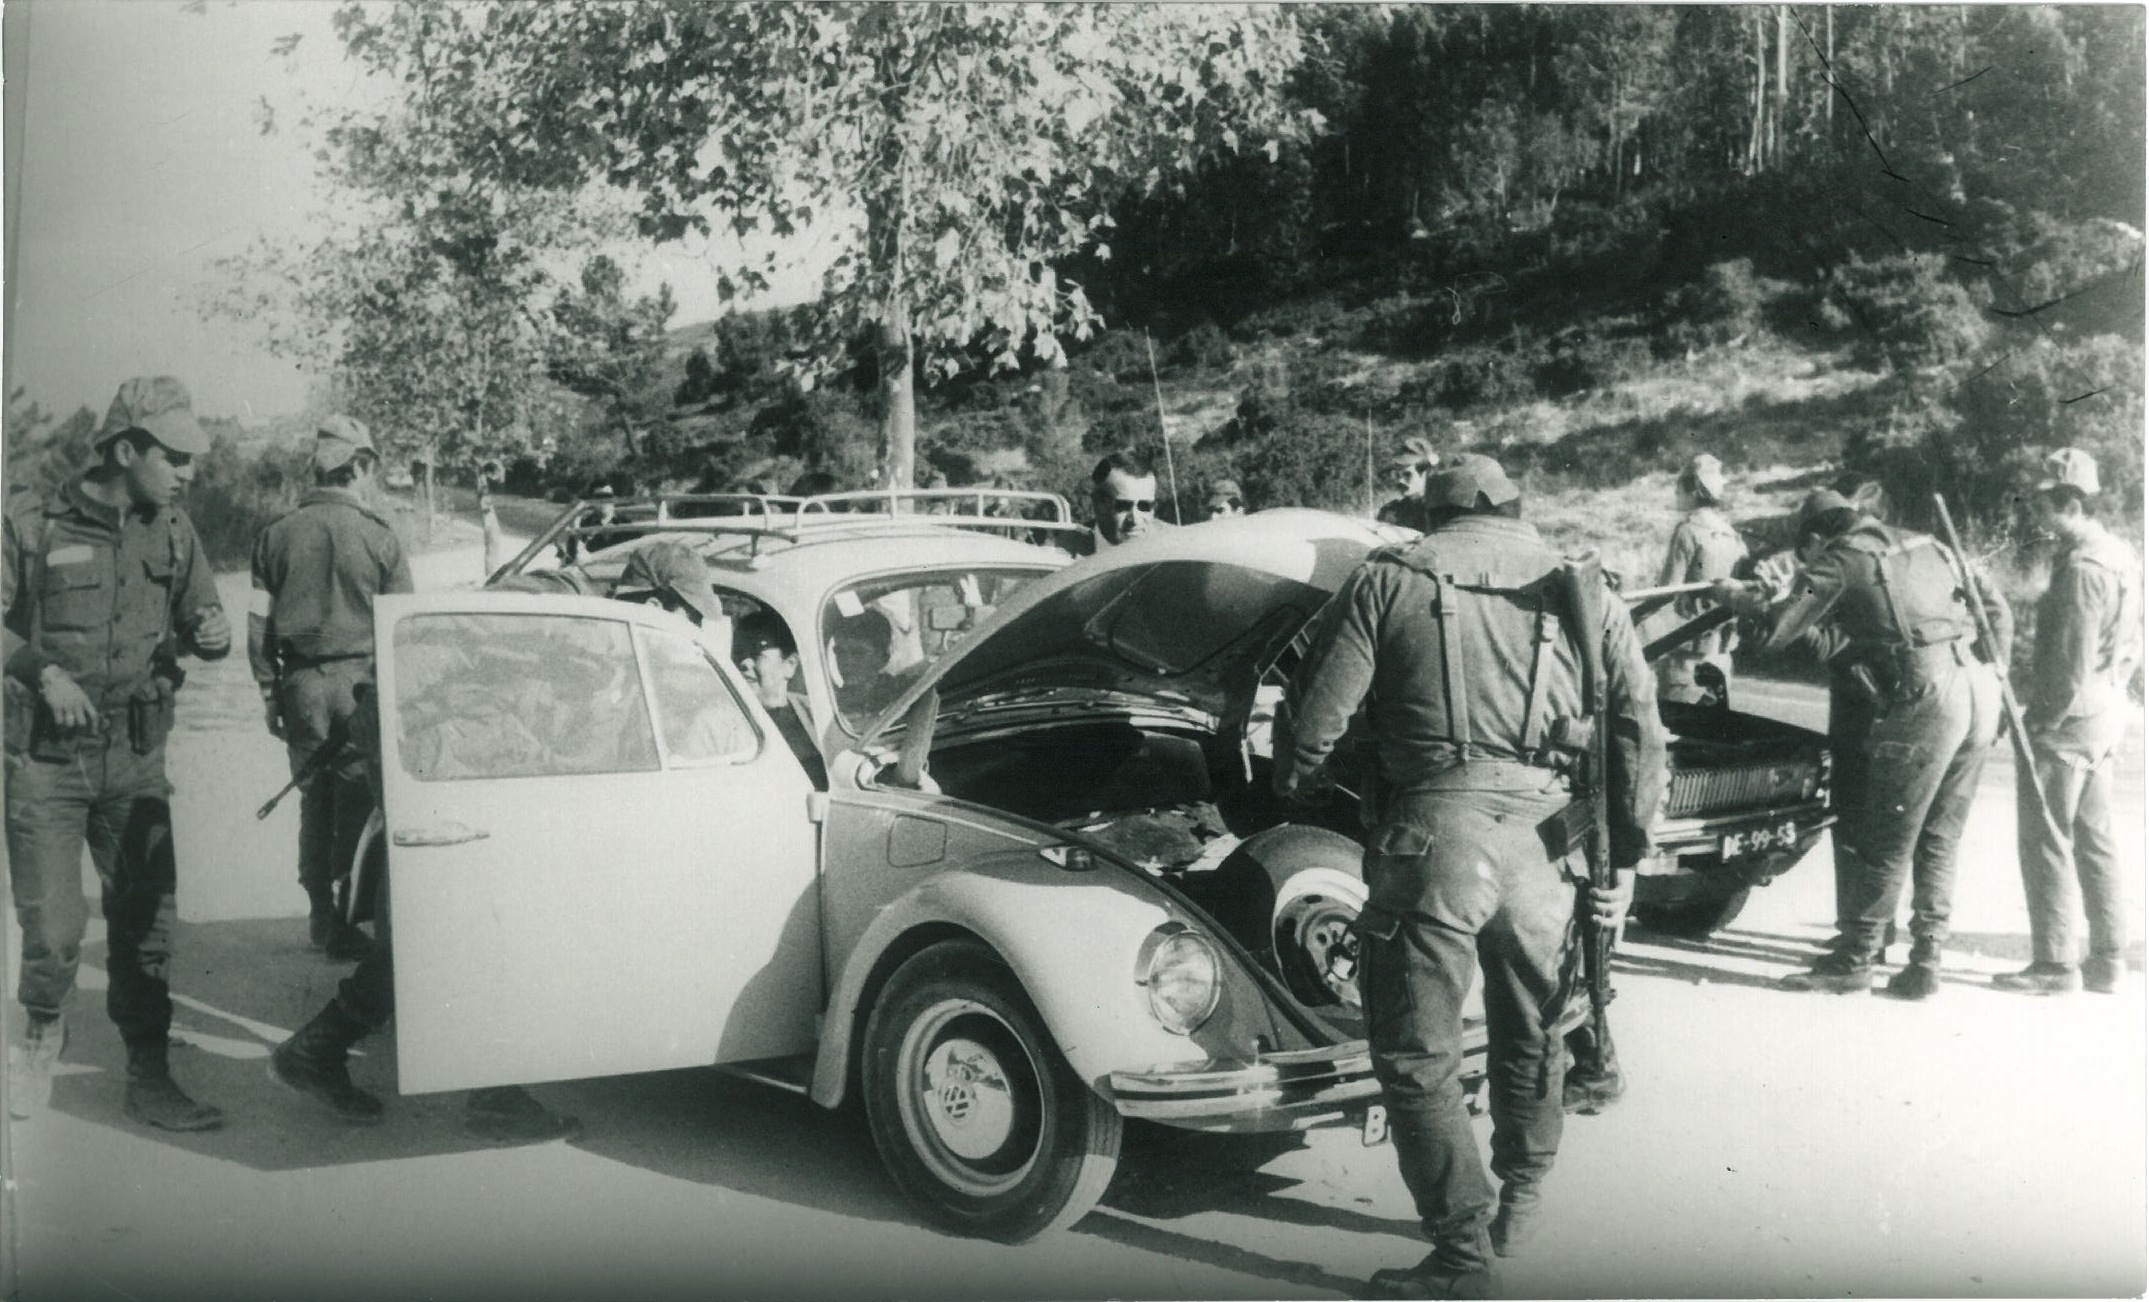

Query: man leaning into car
(1277, 453), (1665, 1299)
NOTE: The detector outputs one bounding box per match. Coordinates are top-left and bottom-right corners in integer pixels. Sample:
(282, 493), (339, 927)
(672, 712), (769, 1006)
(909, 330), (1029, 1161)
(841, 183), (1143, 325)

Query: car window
(821, 567), (1041, 734)
(637, 624), (760, 765)
(393, 612), (660, 781)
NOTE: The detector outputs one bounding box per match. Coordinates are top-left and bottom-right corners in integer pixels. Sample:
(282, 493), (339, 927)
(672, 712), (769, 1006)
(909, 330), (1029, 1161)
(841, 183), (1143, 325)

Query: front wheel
(861, 941), (1122, 1242)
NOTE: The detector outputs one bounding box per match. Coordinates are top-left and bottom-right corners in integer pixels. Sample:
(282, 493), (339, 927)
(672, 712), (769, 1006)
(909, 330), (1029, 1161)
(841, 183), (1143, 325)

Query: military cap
(615, 541), (723, 626)
(1681, 452), (1728, 499)
(1423, 452), (1520, 509)
(314, 414), (378, 472)
(1796, 488), (1857, 533)
(98, 376), (210, 455)
(2037, 447), (2101, 496)
(1389, 435), (1440, 471)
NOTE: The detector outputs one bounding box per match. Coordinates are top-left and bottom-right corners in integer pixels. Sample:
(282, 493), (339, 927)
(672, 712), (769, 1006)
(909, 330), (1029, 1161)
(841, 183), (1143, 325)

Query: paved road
(4, 566), (2144, 1300)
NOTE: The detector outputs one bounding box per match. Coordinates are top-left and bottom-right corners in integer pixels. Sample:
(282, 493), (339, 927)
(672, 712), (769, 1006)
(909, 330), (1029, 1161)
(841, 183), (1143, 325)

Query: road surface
(3, 549), (2143, 1300)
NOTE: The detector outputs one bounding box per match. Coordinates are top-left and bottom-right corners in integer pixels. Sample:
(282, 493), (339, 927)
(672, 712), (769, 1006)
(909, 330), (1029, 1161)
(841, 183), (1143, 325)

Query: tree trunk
(1774, 6), (1789, 166)
(1825, 6), (1836, 141)
(877, 308), (916, 491)
(421, 456), (436, 544)
(1748, 11), (1766, 173)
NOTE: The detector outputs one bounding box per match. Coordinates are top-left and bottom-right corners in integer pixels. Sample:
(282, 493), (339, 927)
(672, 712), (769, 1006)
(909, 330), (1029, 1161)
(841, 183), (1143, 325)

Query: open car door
(372, 592), (821, 1094)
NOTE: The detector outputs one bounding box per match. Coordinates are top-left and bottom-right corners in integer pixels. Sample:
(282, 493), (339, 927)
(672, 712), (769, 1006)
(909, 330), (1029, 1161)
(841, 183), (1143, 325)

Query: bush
(1825, 254), (1989, 373)
(1223, 412), (1371, 513)
(1534, 328), (1653, 399)
(1233, 295), (1347, 343)
(1659, 258), (1773, 355)
(187, 437), (316, 570)
(1398, 345), (1537, 411)
(1167, 321), (1237, 372)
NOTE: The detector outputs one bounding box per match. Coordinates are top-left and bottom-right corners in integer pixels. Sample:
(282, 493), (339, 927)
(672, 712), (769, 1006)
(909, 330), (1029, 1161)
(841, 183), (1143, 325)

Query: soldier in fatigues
(4, 377), (231, 1129)
(1996, 449), (2143, 995)
(1655, 453), (1747, 704)
(1719, 490), (2010, 998)
(249, 416), (411, 959)
(1278, 455), (1666, 1298)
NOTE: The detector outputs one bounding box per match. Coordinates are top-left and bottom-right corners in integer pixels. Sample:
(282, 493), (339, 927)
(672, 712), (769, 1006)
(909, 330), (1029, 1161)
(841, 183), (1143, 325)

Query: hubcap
(893, 997), (1044, 1197)
(1274, 867), (1368, 1008)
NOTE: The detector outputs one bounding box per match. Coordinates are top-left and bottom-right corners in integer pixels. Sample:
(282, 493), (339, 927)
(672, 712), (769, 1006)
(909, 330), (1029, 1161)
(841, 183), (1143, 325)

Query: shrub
(1659, 258), (1773, 355)
(1535, 329), (1653, 399)
(1399, 345), (1536, 411)
(1824, 254), (1989, 373)
(1224, 411), (1372, 513)
(1167, 321), (1237, 372)
(1232, 295), (1346, 342)
(187, 437), (316, 569)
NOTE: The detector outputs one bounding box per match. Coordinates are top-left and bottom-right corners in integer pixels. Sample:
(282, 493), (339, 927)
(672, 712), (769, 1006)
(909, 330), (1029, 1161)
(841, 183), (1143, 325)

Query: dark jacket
(1275, 515), (1666, 869)
(248, 487), (412, 683)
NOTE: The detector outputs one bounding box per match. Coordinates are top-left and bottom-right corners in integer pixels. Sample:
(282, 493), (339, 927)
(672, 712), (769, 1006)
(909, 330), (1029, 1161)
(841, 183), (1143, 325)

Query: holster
(128, 679), (178, 755)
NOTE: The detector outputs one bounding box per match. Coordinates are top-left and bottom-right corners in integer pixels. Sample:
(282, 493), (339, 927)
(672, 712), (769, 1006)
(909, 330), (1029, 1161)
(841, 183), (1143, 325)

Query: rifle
(1554, 554), (1619, 1086)
(255, 718), (351, 820)
(1931, 493), (2063, 842)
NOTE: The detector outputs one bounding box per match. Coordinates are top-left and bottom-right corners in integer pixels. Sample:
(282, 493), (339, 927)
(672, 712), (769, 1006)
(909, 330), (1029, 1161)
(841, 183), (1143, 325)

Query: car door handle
(392, 821), (491, 847)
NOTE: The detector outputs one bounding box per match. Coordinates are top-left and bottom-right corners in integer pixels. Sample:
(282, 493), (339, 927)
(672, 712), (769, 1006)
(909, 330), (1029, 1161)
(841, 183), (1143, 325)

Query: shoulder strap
(1521, 597), (1560, 756)
(1428, 574), (1471, 755)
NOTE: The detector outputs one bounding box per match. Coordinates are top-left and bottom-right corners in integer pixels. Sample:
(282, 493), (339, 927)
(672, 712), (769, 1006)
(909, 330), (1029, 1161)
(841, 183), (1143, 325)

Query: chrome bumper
(1647, 800), (1833, 860)
(1109, 1042), (1384, 1132)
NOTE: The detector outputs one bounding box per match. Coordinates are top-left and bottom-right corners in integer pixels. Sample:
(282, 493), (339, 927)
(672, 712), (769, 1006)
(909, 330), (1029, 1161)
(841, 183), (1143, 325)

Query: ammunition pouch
(128, 679), (177, 755)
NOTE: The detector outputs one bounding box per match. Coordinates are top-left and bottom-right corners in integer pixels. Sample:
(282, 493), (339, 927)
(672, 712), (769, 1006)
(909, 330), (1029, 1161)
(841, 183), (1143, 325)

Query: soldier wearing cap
(1377, 435), (1441, 530)
(249, 415), (412, 960)
(3, 376), (231, 1130)
(1278, 453), (1665, 1297)
(1996, 448), (2143, 995)
(255, 538), (728, 1145)
(1202, 477), (1247, 521)
(1716, 487), (2011, 999)
(1655, 453), (1748, 703)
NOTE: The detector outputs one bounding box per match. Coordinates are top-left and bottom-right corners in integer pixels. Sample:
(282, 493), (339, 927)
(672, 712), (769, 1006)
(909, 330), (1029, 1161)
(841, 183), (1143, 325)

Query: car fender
(810, 853), (1280, 1111)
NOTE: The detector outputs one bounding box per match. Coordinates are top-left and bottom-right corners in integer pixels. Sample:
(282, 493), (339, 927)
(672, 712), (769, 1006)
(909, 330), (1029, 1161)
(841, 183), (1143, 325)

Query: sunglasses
(1109, 499), (1156, 513)
(1210, 497), (1242, 509)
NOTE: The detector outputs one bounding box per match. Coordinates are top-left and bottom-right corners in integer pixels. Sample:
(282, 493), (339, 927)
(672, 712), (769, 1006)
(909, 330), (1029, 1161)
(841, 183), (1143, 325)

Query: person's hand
(1587, 867), (1636, 929)
(190, 607), (232, 656)
(1708, 578), (1753, 610)
(261, 689), (285, 740)
(38, 665), (95, 730)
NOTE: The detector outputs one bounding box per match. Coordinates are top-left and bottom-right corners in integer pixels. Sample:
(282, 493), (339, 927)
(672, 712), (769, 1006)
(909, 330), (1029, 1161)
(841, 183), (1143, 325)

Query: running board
(713, 1054), (815, 1097)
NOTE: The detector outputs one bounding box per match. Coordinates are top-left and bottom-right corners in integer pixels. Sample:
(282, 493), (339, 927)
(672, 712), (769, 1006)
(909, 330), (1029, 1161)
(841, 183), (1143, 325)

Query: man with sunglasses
(1377, 435), (1441, 531)
(1202, 477), (1247, 521)
(1072, 451), (1174, 556)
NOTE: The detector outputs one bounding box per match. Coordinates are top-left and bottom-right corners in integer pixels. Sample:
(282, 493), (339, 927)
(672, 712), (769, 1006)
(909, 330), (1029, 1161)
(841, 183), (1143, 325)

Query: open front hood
(861, 510), (1406, 746)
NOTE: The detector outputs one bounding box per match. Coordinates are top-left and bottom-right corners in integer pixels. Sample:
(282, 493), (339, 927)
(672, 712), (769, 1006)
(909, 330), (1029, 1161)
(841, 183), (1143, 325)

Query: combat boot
(463, 1085), (582, 1145)
(1884, 938), (1944, 1001)
(270, 1001), (383, 1123)
(123, 1043), (225, 1132)
(1489, 1183), (1543, 1259)
(7, 1014), (66, 1120)
(2081, 954), (2125, 994)
(1368, 1231), (1496, 1300)
(1778, 950), (1871, 994)
(1992, 963), (2079, 995)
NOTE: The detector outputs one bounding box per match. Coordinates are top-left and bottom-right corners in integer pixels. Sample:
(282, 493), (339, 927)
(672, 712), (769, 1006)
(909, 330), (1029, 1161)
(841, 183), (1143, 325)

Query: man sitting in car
(735, 608), (826, 788)
(829, 606), (921, 725)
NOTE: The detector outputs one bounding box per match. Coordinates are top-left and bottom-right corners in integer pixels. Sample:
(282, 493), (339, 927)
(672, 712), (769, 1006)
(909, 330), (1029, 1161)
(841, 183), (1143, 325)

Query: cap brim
(136, 409), (211, 456)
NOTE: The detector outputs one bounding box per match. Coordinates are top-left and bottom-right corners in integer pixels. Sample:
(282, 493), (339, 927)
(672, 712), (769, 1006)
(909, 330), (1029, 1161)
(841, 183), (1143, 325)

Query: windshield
(821, 567), (1044, 735)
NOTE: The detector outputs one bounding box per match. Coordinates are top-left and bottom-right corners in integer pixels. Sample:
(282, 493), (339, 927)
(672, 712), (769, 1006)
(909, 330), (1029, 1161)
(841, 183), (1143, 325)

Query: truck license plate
(1361, 1103), (1389, 1147)
(1721, 819), (1798, 861)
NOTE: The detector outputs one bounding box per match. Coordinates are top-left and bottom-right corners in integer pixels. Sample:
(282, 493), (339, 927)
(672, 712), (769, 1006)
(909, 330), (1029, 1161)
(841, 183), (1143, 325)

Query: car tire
(1206, 825), (1366, 1009)
(861, 940), (1121, 1243)
(1633, 882), (1752, 938)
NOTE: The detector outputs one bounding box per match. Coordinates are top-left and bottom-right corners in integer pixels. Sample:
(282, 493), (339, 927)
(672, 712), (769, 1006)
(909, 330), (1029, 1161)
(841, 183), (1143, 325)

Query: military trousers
(2018, 711), (2129, 967)
(1826, 677), (1877, 936)
(279, 658), (374, 909)
(1357, 784), (1578, 1257)
(1835, 658), (2000, 963)
(5, 731), (178, 1047)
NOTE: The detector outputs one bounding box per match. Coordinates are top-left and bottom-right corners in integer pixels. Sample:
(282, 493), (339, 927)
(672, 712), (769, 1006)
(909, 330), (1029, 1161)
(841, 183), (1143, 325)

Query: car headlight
(1139, 928), (1221, 1036)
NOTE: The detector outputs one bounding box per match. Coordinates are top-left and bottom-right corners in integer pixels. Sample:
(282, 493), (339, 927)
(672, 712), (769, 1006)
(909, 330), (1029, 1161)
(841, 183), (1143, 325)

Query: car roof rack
(491, 489), (1083, 583)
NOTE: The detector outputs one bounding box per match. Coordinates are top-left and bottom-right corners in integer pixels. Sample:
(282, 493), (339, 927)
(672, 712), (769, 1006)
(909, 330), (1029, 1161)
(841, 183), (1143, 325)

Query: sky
(3, 0), (833, 427)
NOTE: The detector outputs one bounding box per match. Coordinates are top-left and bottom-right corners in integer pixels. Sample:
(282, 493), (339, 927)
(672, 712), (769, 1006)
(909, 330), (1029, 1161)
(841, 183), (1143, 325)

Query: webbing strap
(1433, 578), (1471, 755)
(1520, 602), (1559, 754)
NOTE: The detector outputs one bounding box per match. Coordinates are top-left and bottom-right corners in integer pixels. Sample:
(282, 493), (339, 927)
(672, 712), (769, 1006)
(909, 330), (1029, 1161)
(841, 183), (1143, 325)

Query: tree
(325, 0), (1318, 488)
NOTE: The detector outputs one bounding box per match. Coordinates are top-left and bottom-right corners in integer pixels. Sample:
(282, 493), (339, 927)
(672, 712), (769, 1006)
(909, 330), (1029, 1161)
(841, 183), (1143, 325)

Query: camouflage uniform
(4, 377), (227, 1128)
(1760, 503), (2010, 990)
(1278, 456), (1665, 1288)
(2006, 452), (2142, 992)
(249, 425), (412, 941)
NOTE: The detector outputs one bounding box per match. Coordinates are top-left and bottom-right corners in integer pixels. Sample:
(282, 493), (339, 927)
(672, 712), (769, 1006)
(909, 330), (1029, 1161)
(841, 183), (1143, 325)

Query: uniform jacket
(248, 487), (412, 684)
(1768, 519), (2013, 676)
(1658, 506), (1747, 655)
(2026, 520), (2142, 733)
(1275, 515), (1667, 869)
(3, 476), (226, 709)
